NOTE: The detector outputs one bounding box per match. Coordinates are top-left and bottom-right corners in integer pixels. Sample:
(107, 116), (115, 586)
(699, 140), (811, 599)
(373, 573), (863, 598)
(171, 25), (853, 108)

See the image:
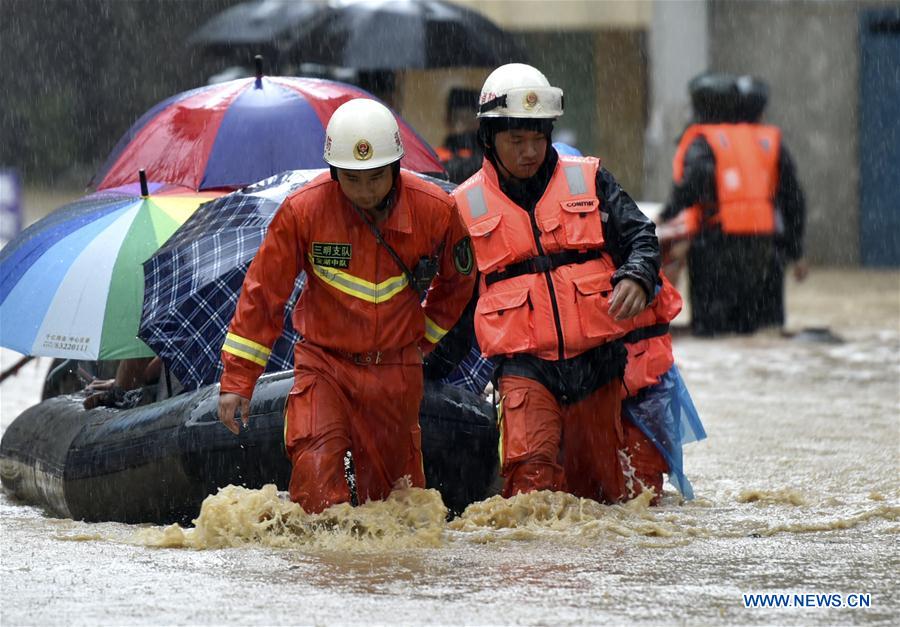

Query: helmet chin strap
(492, 149), (522, 181)
(370, 188), (395, 214)
(353, 161), (402, 217)
(484, 134), (551, 182)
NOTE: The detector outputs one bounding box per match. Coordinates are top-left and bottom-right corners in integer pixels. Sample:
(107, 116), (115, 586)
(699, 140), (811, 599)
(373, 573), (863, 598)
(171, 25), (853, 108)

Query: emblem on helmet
(523, 91), (539, 110)
(354, 139), (373, 161)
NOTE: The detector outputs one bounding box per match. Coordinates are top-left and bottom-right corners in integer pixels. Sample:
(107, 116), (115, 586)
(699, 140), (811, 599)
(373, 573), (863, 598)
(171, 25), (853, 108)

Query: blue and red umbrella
(91, 76), (444, 192)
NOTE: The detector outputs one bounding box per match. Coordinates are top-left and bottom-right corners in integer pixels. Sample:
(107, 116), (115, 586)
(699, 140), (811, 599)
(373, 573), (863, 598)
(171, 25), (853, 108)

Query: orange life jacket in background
(622, 274), (682, 397)
(435, 145), (474, 162)
(455, 156), (638, 361)
(672, 123), (781, 236)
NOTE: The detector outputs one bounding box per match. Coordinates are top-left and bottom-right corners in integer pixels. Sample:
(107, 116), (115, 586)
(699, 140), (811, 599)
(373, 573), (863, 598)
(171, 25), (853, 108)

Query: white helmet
(477, 63), (564, 119)
(323, 99), (404, 170)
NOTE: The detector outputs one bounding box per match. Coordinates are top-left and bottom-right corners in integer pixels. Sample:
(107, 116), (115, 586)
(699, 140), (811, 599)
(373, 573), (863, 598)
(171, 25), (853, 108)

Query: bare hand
(608, 278), (648, 320)
(85, 378), (116, 392)
(218, 392), (251, 435)
(792, 258), (809, 282)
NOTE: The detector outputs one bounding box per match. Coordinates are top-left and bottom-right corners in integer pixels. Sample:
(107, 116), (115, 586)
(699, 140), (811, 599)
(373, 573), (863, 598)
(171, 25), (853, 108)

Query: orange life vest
(672, 123), (781, 236)
(435, 145), (474, 162)
(454, 156), (639, 361)
(622, 274), (682, 396)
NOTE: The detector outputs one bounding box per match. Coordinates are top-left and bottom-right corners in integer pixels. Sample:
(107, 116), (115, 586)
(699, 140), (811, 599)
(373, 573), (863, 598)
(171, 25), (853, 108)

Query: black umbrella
(189, 0), (322, 53)
(192, 0), (525, 70)
(301, 0), (525, 69)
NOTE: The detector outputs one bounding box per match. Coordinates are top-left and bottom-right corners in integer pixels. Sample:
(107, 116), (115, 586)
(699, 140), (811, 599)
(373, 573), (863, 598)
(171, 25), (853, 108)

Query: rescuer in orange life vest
(453, 63), (668, 503)
(434, 87), (483, 184)
(217, 98), (476, 514)
(661, 72), (807, 336)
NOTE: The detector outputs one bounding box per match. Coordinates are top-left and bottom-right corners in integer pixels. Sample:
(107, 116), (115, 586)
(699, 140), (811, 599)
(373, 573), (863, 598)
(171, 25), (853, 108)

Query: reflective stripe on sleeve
(309, 254), (409, 303)
(222, 332), (271, 367)
(424, 316), (450, 344)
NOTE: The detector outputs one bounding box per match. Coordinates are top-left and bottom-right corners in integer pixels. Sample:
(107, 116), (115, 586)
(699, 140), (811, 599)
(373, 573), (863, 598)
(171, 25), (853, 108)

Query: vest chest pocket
(467, 214), (512, 272)
(572, 271), (626, 341)
(475, 287), (536, 356)
(558, 199), (605, 248)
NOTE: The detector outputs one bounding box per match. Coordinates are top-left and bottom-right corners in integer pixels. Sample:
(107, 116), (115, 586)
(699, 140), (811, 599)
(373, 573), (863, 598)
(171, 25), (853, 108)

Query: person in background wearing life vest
(434, 88), (483, 184)
(217, 99), (476, 514)
(660, 72), (807, 336)
(453, 63), (667, 504)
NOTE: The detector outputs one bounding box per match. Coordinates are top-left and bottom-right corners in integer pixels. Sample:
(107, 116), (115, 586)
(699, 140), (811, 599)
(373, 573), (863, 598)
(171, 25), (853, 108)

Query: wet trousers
(284, 342), (426, 513)
(688, 233), (775, 336)
(498, 375), (667, 503)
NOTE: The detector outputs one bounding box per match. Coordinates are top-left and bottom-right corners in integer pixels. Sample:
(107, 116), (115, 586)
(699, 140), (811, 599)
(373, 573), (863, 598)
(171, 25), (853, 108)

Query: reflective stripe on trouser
(284, 341), (425, 513)
(497, 375), (668, 504)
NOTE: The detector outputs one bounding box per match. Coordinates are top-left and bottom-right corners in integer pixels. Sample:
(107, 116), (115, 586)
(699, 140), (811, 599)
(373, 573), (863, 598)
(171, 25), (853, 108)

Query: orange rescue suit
(455, 155), (638, 361)
(672, 123), (781, 236)
(456, 155), (667, 503)
(220, 171), (476, 512)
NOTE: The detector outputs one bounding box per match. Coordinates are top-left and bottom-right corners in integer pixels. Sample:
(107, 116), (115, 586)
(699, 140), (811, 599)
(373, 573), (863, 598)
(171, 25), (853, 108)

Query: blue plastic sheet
(622, 364), (707, 499)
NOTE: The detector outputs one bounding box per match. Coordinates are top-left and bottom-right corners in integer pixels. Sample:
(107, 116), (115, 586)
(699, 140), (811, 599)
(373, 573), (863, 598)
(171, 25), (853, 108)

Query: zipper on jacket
(525, 210), (566, 361)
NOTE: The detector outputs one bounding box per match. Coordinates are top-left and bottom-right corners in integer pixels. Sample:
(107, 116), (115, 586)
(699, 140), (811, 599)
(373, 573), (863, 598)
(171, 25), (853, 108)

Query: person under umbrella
(217, 99), (476, 513)
(435, 87), (483, 184)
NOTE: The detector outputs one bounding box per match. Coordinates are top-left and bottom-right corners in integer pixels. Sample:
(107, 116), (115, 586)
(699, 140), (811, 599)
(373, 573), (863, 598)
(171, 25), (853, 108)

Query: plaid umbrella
(139, 169), (455, 390)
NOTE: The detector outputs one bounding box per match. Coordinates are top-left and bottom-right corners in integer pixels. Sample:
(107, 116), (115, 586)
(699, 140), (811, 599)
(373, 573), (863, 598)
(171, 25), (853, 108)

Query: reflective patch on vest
(723, 168), (741, 191)
(311, 242), (352, 269)
(466, 186), (488, 219)
(453, 236), (474, 275)
(563, 165), (587, 195)
(759, 137), (771, 152)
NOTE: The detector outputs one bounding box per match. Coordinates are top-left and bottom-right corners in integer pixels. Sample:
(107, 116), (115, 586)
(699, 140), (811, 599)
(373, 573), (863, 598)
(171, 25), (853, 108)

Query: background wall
(0, 0), (240, 188)
(643, 0), (708, 203)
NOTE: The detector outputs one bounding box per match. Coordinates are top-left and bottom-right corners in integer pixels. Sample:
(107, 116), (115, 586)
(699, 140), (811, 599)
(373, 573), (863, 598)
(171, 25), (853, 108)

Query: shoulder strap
(349, 202), (430, 300)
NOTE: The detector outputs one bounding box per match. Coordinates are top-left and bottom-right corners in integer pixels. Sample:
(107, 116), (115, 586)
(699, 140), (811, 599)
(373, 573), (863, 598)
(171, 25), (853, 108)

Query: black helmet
(688, 71), (740, 123)
(734, 75), (769, 122)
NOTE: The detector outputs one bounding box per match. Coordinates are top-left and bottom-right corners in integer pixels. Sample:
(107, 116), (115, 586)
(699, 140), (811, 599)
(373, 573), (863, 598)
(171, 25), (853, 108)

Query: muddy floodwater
(1, 269), (898, 625)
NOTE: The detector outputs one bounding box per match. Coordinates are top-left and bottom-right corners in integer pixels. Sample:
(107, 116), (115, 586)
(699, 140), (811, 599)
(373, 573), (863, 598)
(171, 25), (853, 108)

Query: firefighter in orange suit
(456, 64), (667, 503)
(217, 99), (476, 513)
(661, 72), (807, 336)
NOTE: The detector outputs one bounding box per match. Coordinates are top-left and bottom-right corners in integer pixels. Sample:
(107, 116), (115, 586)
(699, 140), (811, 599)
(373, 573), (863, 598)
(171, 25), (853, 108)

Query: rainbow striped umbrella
(0, 179), (222, 360)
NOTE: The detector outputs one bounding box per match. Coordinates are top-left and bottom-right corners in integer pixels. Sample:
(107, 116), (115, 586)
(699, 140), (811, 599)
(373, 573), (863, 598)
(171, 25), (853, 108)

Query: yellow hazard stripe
(309, 254), (409, 303)
(222, 332), (271, 367)
(424, 316), (449, 344)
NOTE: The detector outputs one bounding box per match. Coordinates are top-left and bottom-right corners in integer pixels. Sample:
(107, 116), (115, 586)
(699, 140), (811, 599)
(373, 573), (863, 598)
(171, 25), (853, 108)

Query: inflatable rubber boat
(0, 374), (498, 524)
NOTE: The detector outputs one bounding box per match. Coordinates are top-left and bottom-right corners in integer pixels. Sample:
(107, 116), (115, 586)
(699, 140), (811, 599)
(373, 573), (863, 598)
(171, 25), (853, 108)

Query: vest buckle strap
(529, 255), (553, 273)
(484, 249), (605, 287)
